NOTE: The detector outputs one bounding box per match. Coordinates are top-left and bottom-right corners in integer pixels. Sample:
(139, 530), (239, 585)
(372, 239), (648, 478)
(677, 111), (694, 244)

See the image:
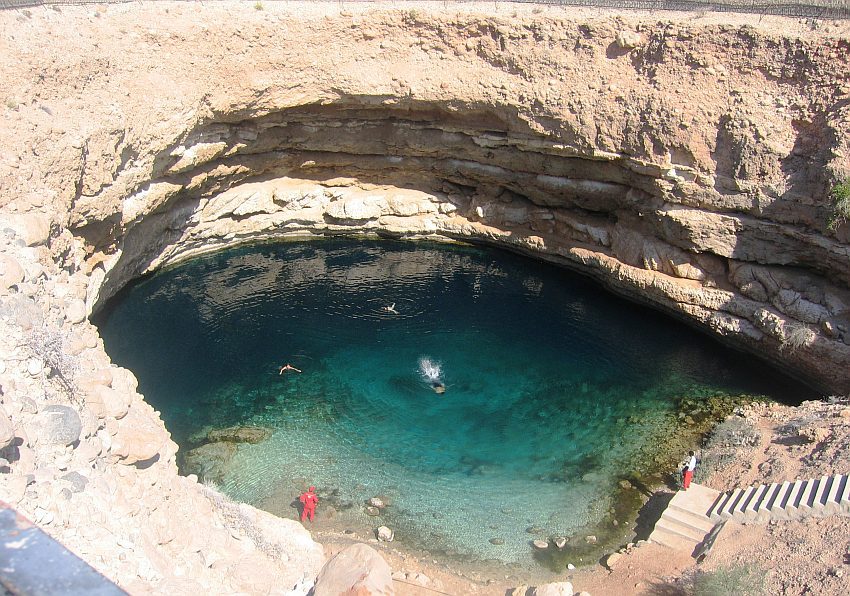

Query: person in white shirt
(682, 450), (698, 490)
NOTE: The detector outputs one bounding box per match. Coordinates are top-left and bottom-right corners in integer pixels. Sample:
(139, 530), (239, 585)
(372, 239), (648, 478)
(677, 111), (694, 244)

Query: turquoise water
(94, 239), (813, 568)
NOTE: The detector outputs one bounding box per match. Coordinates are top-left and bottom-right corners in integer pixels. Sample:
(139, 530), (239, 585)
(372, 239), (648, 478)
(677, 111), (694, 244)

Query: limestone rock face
(313, 543), (394, 596)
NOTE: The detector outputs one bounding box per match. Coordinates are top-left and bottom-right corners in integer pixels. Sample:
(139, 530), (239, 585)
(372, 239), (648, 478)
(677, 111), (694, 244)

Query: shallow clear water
(95, 239), (813, 567)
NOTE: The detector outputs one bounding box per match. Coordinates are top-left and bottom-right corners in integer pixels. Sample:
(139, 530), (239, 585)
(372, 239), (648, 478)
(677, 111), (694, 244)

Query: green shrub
(827, 178), (850, 231)
(693, 563), (765, 596)
(254, 1), (264, 10)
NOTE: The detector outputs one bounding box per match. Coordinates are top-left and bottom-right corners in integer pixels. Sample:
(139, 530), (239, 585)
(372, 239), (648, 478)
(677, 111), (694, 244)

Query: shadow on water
(633, 491), (676, 542)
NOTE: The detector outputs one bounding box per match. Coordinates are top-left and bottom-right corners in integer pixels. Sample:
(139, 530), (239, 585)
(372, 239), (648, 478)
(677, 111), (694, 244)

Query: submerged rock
(206, 425), (272, 444)
(532, 539), (549, 549)
(489, 537), (505, 545)
(376, 526), (394, 542)
(183, 441), (237, 484)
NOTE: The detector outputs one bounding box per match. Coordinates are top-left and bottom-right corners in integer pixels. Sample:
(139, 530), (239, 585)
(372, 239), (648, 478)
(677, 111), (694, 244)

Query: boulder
(532, 539), (549, 549)
(489, 537), (505, 545)
(615, 30), (642, 49)
(85, 385), (131, 420)
(33, 405), (82, 446)
(604, 552), (623, 569)
(376, 526), (394, 542)
(367, 496), (387, 509)
(0, 253), (25, 290)
(110, 406), (166, 464)
(532, 582), (574, 596)
(65, 298), (87, 324)
(554, 537), (567, 549)
(313, 543), (393, 596)
(0, 213), (51, 246)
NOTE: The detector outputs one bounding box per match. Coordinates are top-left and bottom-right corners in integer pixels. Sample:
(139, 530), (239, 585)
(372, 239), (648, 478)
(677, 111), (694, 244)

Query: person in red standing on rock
(682, 451), (698, 490)
(299, 486), (318, 522)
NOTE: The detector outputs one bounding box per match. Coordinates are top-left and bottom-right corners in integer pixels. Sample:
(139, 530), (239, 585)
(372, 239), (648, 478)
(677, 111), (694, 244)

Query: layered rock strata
(0, 2), (849, 592)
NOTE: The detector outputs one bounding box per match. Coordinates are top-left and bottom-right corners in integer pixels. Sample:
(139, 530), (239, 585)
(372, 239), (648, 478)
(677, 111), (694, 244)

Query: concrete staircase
(648, 483), (720, 550)
(707, 473), (850, 523)
(649, 475), (850, 553)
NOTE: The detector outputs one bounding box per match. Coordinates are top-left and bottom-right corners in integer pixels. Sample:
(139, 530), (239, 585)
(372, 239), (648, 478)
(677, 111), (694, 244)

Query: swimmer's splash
(419, 357), (446, 394)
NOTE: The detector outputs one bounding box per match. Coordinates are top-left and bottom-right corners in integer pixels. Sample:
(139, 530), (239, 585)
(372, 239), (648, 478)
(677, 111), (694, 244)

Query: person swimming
(419, 357), (445, 394)
(383, 303), (398, 314)
(279, 363), (302, 375)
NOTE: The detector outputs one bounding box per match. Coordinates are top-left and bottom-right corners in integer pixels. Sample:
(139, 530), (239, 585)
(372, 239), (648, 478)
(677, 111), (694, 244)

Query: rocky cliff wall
(0, 2), (849, 592)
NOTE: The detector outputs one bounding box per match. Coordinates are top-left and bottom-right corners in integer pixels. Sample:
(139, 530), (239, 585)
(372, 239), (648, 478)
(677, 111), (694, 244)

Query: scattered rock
(490, 537), (505, 545)
(554, 537), (567, 549)
(799, 426), (830, 444)
(532, 539), (549, 549)
(376, 525), (394, 542)
(365, 506), (380, 516)
(60, 471), (89, 493)
(604, 552), (622, 569)
(585, 535), (597, 544)
(615, 30), (642, 49)
(33, 405), (81, 446)
(0, 253), (25, 290)
(367, 496), (389, 508)
(65, 299), (87, 324)
(531, 581), (574, 596)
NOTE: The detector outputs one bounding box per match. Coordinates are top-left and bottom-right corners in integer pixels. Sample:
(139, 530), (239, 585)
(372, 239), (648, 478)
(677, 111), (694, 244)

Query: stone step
(823, 474), (845, 515)
(651, 518), (704, 546)
(649, 524), (699, 551)
(731, 484), (762, 521)
(661, 507), (716, 536)
(767, 480), (795, 520)
(785, 479), (809, 519)
(838, 474), (850, 513)
(743, 483), (774, 521)
(707, 490), (734, 522)
(719, 487), (748, 520)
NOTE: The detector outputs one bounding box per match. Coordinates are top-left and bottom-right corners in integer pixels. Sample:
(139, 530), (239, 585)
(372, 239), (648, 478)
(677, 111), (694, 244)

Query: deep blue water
(94, 239), (813, 566)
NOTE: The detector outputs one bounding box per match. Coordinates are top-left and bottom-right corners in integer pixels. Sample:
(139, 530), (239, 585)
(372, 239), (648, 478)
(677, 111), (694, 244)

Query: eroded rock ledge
(0, 2), (849, 592)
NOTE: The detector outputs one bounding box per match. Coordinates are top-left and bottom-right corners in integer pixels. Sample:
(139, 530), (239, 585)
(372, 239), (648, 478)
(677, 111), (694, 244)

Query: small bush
(693, 563), (765, 596)
(28, 326), (79, 398)
(254, 1), (264, 10)
(780, 323), (816, 354)
(827, 178), (850, 231)
(707, 417), (761, 448)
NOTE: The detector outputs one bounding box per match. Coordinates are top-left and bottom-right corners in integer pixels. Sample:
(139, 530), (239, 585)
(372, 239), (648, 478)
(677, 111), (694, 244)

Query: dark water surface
(94, 239), (813, 567)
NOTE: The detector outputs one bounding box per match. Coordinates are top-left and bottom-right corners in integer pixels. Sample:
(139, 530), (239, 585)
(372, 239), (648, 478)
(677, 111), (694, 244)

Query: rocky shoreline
(1, 2), (849, 594)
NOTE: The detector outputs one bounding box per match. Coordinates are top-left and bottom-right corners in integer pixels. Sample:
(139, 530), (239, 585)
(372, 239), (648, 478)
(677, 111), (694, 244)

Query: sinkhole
(93, 237), (815, 573)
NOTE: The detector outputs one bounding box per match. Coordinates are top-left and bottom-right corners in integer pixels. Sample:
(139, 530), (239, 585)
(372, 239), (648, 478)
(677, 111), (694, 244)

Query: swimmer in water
(279, 363), (302, 375)
(431, 381), (446, 394)
(383, 303), (398, 314)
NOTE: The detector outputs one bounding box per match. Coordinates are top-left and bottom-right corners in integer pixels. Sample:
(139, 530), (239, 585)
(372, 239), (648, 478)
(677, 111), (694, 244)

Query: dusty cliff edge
(0, 2), (849, 594)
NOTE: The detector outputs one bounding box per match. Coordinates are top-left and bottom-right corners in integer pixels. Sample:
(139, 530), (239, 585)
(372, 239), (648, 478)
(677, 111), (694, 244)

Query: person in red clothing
(299, 486), (318, 522)
(682, 451), (698, 490)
